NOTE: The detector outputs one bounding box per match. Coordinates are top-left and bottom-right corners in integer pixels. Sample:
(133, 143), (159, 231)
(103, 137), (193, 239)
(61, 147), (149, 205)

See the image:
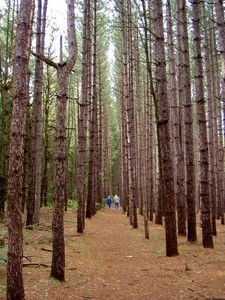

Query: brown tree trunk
(0, 1), (18, 219)
(119, 1), (129, 214)
(7, 0), (33, 298)
(26, 0), (47, 227)
(215, 0), (225, 224)
(121, 0), (131, 216)
(203, 3), (217, 236)
(127, 0), (138, 229)
(50, 0), (77, 281)
(176, 0), (197, 242)
(87, 0), (98, 218)
(153, 0), (178, 257)
(41, 61), (52, 207)
(167, 0), (186, 236)
(140, 0), (163, 225)
(192, 0), (213, 248)
(121, 0), (136, 226)
(97, 66), (103, 205)
(33, 0), (43, 224)
(77, 0), (90, 233)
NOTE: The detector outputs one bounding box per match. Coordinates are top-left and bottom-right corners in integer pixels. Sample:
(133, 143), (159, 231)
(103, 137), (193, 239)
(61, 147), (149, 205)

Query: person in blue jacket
(106, 195), (112, 209)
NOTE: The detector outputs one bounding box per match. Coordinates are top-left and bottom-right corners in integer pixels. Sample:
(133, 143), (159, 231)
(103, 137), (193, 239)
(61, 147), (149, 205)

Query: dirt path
(1, 207), (225, 299)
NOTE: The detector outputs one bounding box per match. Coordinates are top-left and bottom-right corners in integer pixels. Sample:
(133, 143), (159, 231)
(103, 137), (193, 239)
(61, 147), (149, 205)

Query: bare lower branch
(23, 263), (51, 267)
(31, 51), (58, 69)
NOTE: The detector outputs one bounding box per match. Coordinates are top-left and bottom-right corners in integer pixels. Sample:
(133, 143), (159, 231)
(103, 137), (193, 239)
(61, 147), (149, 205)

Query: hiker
(106, 195), (112, 209)
(113, 194), (120, 211)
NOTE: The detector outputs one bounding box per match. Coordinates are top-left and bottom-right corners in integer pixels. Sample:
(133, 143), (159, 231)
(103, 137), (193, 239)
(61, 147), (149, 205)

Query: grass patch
(49, 276), (65, 284)
(0, 284), (6, 295)
(151, 248), (165, 254)
(0, 246), (7, 264)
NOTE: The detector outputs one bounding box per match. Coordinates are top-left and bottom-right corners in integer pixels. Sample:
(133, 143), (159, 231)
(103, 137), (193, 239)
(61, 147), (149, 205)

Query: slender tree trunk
(153, 0), (178, 257)
(41, 62), (52, 207)
(51, 0), (77, 281)
(203, 3), (217, 236)
(0, 0), (17, 219)
(33, 0), (44, 224)
(141, 99), (149, 238)
(192, 0), (213, 248)
(167, 0), (186, 236)
(77, 0), (90, 233)
(97, 65), (104, 205)
(146, 75), (154, 222)
(140, 0), (163, 225)
(7, 0), (33, 298)
(26, 0), (47, 226)
(176, 0), (197, 242)
(121, 0), (132, 218)
(215, 0), (225, 224)
(87, 0), (98, 218)
(127, 0), (138, 229)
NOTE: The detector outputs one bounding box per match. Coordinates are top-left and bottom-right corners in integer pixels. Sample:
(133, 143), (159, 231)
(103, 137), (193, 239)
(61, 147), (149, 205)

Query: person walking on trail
(106, 195), (112, 209)
(114, 194), (120, 211)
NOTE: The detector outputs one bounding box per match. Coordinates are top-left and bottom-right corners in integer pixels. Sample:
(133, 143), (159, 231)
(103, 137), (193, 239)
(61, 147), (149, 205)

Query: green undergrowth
(49, 276), (65, 284)
(0, 284), (6, 296)
(0, 235), (7, 265)
(151, 247), (165, 254)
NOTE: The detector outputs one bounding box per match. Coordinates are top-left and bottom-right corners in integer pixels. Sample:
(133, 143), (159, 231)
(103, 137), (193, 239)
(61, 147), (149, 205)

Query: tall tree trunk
(153, 0), (178, 257)
(120, 67), (129, 213)
(215, 0), (225, 224)
(0, 1), (17, 220)
(140, 93), (149, 238)
(50, 0), (77, 281)
(127, 0), (138, 228)
(192, 0), (213, 248)
(121, 0), (131, 217)
(77, 0), (90, 233)
(26, 0), (48, 227)
(7, 0), (33, 298)
(167, 0), (186, 236)
(215, 0), (225, 102)
(33, 0), (44, 224)
(176, 0), (197, 242)
(146, 74), (154, 221)
(41, 76), (50, 207)
(97, 64), (104, 205)
(140, 0), (163, 225)
(118, 0), (129, 214)
(121, 0), (138, 227)
(203, 3), (217, 236)
(86, 0), (98, 218)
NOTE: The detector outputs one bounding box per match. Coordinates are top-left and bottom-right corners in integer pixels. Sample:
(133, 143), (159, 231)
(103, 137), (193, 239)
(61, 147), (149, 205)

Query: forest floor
(0, 207), (225, 299)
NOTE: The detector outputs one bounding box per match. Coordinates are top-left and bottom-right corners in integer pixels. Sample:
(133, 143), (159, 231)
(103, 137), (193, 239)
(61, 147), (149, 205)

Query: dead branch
(67, 267), (77, 270)
(23, 255), (32, 262)
(40, 247), (52, 252)
(31, 51), (58, 69)
(24, 221), (50, 229)
(23, 263), (51, 268)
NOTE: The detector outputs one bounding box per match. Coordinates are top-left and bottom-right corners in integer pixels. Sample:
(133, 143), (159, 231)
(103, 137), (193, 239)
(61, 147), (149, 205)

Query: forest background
(0, 0), (225, 299)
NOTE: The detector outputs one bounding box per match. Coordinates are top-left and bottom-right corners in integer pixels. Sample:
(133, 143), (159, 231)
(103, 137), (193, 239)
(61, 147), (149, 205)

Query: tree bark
(51, 0), (77, 281)
(7, 0), (33, 298)
(153, 0), (178, 257)
(176, 0), (197, 242)
(203, 2), (217, 236)
(192, 0), (213, 248)
(26, 0), (48, 227)
(215, 0), (225, 224)
(87, 0), (98, 218)
(167, 0), (186, 236)
(77, 0), (91, 233)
